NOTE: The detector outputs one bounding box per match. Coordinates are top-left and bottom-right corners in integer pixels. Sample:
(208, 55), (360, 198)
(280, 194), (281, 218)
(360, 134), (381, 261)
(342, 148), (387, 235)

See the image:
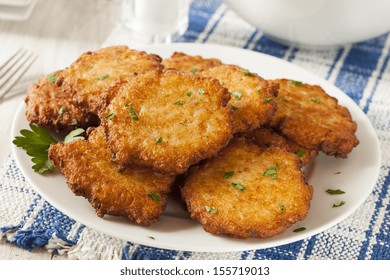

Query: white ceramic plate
(11, 43), (381, 252)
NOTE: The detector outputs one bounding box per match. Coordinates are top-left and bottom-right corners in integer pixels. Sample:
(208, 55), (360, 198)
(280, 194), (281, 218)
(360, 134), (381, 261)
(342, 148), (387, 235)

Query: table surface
(0, 0), (122, 260)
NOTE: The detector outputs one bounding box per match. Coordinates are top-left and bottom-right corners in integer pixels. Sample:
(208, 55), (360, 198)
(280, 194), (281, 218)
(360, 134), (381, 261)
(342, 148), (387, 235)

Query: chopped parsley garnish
(59, 107), (68, 115)
(125, 103), (139, 120)
(155, 137), (163, 144)
(296, 151), (306, 157)
(64, 128), (85, 144)
(224, 171), (234, 179)
(198, 88), (205, 94)
(174, 100), (184, 105)
(104, 113), (115, 120)
(310, 97), (321, 103)
(148, 236), (155, 240)
(231, 182), (245, 191)
(148, 192), (161, 202)
(262, 97), (273, 103)
(333, 201), (346, 208)
(290, 80), (302, 86)
(293, 227), (306, 233)
(204, 205), (217, 214)
(263, 164), (281, 179)
(279, 204), (285, 213)
(97, 74), (109, 80)
(179, 121), (187, 125)
(256, 89), (261, 94)
(242, 70), (253, 76)
(13, 124), (58, 174)
(231, 106), (239, 111)
(231, 91), (242, 100)
(326, 189), (345, 195)
(186, 92), (192, 97)
(190, 68), (198, 73)
(48, 74), (57, 83)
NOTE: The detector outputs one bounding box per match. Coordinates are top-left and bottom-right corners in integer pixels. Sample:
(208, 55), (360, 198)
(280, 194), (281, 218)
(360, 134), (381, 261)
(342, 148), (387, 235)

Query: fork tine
(0, 51), (37, 99)
(0, 48), (24, 73)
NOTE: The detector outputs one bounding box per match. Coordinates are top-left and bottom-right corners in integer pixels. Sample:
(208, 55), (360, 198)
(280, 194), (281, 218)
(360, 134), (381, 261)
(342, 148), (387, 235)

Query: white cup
(122, 0), (190, 44)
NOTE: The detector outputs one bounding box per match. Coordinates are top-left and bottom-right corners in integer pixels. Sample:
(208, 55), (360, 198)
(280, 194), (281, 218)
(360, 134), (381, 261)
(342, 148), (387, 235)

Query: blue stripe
(363, 41), (390, 113)
(122, 242), (179, 260)
(202, 6), (228, 43)
(250, 240), (305, 260)
(302, 235), (317, 259)
(243, 30), (259, 49)
(326, 48), (345, 80)
(334, 34), (388, 103)
(179, 0), (222, 42)
(286, 47), (299, 62)
(358, 167), (390, 259)
(252, 35), (290, 58)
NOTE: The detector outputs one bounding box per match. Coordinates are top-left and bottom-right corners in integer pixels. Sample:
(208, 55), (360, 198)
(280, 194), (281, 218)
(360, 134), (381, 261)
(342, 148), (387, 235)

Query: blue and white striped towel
(1, 0), (389, 260)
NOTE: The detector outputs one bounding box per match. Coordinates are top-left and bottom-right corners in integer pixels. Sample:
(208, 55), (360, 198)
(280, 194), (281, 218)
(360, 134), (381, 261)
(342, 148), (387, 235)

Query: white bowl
(223, 0), (390, 48)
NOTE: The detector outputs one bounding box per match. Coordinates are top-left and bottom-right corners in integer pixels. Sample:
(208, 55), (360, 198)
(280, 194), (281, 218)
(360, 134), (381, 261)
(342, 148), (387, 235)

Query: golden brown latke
(63, 46), (163, 114)
(25, 70), (99, 133)
(48, 126), (175, 226)
(181, 138), (313, 239)
(100, 68), (233, 174)
(199, 64), (278, 133)
(250, 127), (318, 166)
(162, 52), (222, 73)
(269, 79), (359, 158)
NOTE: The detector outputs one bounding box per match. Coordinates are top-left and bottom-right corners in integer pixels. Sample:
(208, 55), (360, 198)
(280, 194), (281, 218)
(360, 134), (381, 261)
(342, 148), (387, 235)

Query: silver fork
(0, 48), (37, 99)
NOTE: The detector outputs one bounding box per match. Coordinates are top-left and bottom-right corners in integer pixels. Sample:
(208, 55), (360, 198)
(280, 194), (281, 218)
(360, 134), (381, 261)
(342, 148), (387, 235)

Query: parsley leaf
(59, 107), (68, 115)
(242, 70), (253, 76)
(125, 104), (139, 120)
(48, 74), (57, 83)
(263, 164), (281, 179)
(293, 227), (306, 232)
(97, 74), (109, 80)
(64, 128), (85, 144)
(262, 97), (273, 103)
(174, 100), (184, 105)
(155, 137), (163, 144)
(333, 201), (346, 208)
(224, 171), (234, 179)
(204, 205), (217, 214)
(13, 124), (58, 174)
(104, 113), (115, 120)
(190, 68), (198, 73)
(290, 80), (302, 86)
(296, 151), (306, 157)
(231, 182), (245, 191)
(310, 97), (321, 103)
(231, 91), (242, 100)
(326, 189), (345, 195)
(148, 192), (161, 202)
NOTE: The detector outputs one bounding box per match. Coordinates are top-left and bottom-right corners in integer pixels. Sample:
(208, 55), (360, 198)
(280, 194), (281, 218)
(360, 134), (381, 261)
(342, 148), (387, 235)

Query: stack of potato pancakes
(25, 46), (359, 239)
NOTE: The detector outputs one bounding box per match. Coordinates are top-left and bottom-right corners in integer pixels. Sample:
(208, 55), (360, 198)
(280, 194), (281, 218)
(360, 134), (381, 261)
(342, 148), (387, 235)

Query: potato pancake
(200, 64), (278, 133)
(269, 79), (359, 158)
(181, 138), (313, 238)
(100, 68), (233, 174)
(48, 126), (175, 226)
